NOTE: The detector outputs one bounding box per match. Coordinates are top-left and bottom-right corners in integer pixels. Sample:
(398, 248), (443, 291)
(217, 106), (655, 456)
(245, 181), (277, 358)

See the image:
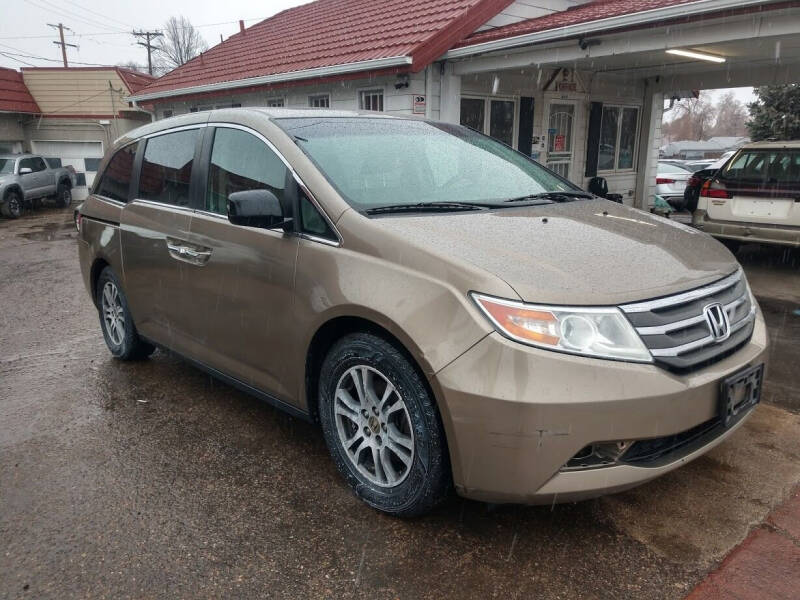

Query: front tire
(55, 182), (72, 208)
(96, 267), (155, 360)
(1, 190), (22, 219)
(318, 333), (450, 517)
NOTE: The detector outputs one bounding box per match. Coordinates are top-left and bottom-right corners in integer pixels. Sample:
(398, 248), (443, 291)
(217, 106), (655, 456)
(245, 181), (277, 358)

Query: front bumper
(434, 310), (768, 504)
(693, 210), (800, 248)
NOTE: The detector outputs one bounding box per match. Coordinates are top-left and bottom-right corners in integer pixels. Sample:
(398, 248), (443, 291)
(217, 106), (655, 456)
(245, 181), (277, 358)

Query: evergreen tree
(747, 85), (800, 141)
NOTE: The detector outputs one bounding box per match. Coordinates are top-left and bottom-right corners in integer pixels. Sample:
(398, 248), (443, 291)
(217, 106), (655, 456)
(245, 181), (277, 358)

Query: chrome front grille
(620, 270), (756, 372)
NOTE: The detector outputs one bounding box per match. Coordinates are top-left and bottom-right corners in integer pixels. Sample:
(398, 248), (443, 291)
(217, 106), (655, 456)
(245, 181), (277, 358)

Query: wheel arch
(3, 184), (23, 200)
(303, 314), (438, 426)
(58, 176), (72, 188)
(89, 257), (110, 308)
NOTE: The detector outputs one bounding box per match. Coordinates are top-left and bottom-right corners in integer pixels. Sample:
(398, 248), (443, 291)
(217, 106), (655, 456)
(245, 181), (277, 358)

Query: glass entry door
(545, 103), (575, 179)
(460, 96), (517, 148)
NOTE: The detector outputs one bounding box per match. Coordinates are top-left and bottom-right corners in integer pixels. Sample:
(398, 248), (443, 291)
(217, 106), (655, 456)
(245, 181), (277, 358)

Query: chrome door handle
(166, 240), (213, 264)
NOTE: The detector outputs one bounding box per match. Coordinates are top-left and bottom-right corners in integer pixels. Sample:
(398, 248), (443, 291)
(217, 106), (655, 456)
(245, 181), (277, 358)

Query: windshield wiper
(505, 191), (595, 203)
(365, 202), (488, 215)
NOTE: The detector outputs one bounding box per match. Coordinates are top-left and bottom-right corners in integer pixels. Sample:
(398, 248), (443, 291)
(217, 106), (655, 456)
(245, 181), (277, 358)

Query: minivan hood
(371, 200), (738, 305)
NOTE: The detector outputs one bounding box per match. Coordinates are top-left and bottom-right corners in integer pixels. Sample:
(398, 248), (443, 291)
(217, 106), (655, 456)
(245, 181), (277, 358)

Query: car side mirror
(227, 189), (291, 230)
(19, 167), (32, 175)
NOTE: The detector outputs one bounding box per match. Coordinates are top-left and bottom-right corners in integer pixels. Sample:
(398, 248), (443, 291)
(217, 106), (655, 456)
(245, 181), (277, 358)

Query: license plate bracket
(719, 363), (764, 427)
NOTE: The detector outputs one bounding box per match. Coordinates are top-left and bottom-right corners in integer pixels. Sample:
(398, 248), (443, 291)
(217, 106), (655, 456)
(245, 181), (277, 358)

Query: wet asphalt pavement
(1, 207), (799, 600)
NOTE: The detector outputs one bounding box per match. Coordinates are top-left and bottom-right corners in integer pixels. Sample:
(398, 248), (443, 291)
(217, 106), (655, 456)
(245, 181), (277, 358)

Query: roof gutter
(443, 0), (780, 59)
(130, 55), (414, 102)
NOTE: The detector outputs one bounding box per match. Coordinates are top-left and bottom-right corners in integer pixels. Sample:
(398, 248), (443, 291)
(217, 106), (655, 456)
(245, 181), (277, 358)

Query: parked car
(658, 159), (688, 168)
(77, 109), (767, 516)
(684, 159), (715, 171)
(694, 140), (800, 249)
(0, 153), (74, 218)
(684, 157), (730, 212)
(656, 161), (693, 210)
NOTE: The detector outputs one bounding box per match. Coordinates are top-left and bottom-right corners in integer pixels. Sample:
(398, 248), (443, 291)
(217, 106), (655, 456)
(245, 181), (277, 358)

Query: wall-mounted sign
(543, 67), (585, 94)
(553, 134), (566, 152)
(413, 95), (426, 114)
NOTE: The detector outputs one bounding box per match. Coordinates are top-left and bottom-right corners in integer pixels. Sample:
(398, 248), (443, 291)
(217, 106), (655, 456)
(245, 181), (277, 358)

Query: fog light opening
(561, 440), (633, 471)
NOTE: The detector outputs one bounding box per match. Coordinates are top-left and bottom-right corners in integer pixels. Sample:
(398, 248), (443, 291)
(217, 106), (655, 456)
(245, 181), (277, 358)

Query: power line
(26, 0), (126, 33)
(0, 45), (107, 67)
(0, 17), (268, 40)
(61, 0), (132, 30)
(132, 30), (163, 76)
(0, 52), (37, 67)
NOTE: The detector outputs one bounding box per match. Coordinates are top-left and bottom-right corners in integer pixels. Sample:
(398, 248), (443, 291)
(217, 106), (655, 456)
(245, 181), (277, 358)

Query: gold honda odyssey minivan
(77, 109), (768, 516)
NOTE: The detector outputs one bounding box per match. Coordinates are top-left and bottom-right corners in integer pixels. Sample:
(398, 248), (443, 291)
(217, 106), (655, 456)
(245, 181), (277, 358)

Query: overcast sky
(0, 0), (756, 106)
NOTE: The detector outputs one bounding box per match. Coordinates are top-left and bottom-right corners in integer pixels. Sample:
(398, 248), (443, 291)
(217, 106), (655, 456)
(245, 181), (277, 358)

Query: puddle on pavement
(17, 221), (75, 241)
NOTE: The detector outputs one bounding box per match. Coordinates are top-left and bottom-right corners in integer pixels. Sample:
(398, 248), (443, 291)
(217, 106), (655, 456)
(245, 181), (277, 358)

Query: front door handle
(166, 238), (212, 265)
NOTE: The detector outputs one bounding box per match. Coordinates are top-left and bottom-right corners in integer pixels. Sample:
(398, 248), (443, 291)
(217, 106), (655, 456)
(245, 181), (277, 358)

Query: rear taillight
(656, 177), (676, 185)
(700, 179), (732, 199)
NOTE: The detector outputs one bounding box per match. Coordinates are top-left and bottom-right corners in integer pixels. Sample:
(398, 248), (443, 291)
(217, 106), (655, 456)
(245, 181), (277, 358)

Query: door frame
(543, 98), (579, 180)
(460, 94), (519, 149)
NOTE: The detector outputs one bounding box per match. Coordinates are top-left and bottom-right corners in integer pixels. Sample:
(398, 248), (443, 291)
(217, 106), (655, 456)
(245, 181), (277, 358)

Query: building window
(598, 106), (639, 172)
(162, 109), (174, 119)
(84, 158), (101, 172)
(267, 98), (285, 107)
(359, 89), (383, 112)
(308, 94), (330, 108)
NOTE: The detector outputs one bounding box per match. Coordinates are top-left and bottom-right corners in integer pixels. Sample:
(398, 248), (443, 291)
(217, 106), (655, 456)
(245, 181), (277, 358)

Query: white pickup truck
(0, 153), (74, 219)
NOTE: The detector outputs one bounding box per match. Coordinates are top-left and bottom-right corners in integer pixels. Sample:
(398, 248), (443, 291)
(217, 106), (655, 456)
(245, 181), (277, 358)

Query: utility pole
(132, 30), (163, 76)
(47, 23), (78, 67)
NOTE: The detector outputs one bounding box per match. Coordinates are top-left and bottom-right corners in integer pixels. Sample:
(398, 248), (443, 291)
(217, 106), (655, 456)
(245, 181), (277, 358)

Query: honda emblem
(703, 302), (730, 342)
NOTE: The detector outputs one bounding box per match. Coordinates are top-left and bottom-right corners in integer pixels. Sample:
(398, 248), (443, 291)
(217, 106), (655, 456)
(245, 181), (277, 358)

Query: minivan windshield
(277, 117), (582, 211)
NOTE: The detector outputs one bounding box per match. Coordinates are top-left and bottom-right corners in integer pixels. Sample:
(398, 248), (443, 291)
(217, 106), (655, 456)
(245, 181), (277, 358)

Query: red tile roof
(456, 0), (701, 48)
(116, 68), (156, 93)
(138, 0), (513, 98)
(0, 67), (40, 114)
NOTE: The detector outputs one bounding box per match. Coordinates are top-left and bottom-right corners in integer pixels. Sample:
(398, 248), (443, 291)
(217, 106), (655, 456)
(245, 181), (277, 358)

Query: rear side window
(205, 127), (287, 215)
(719, 149), (800, 185)
(138, 129), (199, 206)
(96, 143), (137, 202)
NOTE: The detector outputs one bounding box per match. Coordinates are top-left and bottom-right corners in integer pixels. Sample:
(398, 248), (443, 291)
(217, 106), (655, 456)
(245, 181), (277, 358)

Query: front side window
(205, 127), (287, 215)
(137, 129), (199, 206)
(359, 90), (383, 112)
(300, 196), (336, 240)
(278, 117), (579, 211)
(96, 143), (137, 202)
(598, 106), (639, 171)
(19, 158), (35, 173)
(309, 94), (330, 108)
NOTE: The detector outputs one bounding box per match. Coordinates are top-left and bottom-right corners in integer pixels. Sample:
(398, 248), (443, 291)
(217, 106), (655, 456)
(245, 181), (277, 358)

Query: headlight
(471, 293), (652, 363)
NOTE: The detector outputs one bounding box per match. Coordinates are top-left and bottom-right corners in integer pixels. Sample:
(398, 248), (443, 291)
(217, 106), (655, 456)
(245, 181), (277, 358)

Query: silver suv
(0, 154), (73, 218)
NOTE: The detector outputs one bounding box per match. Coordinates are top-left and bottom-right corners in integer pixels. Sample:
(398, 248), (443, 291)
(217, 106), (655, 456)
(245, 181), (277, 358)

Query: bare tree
(710, 91), (749, 137)
(117, 60), (149, 74)
(662, 94), (715, 141)
(155, 16), (208, 74)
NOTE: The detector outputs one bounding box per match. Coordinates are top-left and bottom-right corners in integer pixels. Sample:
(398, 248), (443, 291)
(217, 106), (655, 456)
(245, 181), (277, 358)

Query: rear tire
(55, 182), (72, 208)
(318, 332), (450, 517)
(96, 267), (155, 360)
(1, 190), (22, 219)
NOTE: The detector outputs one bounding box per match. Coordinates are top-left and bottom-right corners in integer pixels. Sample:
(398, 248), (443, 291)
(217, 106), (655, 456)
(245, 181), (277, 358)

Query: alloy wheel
(333, 365), (415, 488)
(101, 281), (125, 346)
